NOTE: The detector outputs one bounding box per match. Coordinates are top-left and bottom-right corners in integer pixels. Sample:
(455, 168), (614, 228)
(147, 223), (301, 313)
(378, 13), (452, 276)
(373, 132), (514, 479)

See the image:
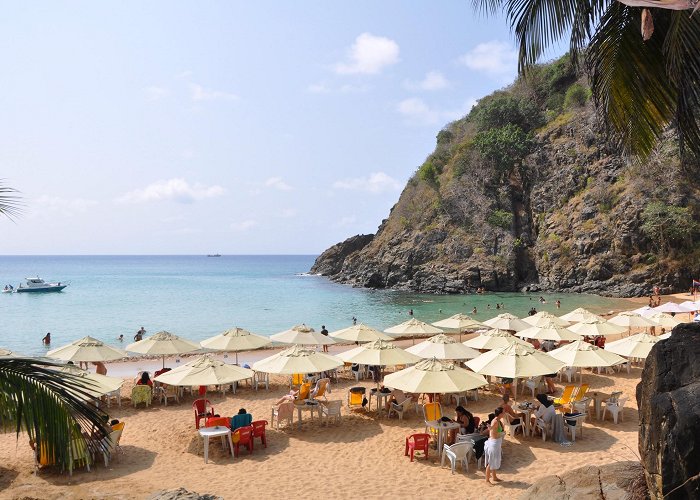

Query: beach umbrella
(559, 308), (605, 323)
(609, 311), (657, 336)
(200, 327), (271, 364)
(252, 345), (343, 375)
(384, 318), (443, 344)
(647, 312), (684, 329)
(329, 323), (393, 343)
(405, 334), (481, 360)
(653, 302), (695, 314)
(631, 306), (656, 317)
(154, 354), (254, 386)
(126, 331), (200, 368)
(604, 333), (660, 359)
(515, 321), (582, 342)
(463, 329), (531, 350)
(567, 319), (626, 337)
(337, 339), (421, 366)
(0, 348), (29, 358)
(270, 324), (336, 346)
(679, 300), (700, 312)
(432, 314), (485, 340)
(383, 358), (487, 394)
(547, 340), (626, 382)
(482, 313), (530, 332)
(522, 311), (571, 327)
(47, 336), (127, 363)
(57, 364), (124, 399)
(466, 343), (565, 379)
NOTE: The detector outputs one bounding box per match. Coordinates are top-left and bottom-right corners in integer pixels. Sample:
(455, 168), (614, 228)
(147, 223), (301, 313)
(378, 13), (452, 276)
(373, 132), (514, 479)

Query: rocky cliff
(312, 57), (700, 297)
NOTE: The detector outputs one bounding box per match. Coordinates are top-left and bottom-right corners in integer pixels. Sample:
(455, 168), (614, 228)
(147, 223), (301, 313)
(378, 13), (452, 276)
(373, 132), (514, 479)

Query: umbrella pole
(235, 351), (239, 365)
(162, 355), (165, 369)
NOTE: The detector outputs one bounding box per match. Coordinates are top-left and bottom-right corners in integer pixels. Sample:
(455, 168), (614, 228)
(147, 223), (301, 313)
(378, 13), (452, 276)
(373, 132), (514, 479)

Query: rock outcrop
(149, 488), (222, 500)
(312, 58), (700, 296)
(637, 322), (700, 499)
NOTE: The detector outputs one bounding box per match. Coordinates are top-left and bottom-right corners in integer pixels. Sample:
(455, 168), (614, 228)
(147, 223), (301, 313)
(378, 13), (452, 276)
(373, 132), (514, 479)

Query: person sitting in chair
(231, 408), (252, 430)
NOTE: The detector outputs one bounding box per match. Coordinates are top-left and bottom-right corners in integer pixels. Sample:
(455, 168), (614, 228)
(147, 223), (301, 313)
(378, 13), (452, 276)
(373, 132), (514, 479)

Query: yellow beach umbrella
(516, 321), (582, 341)
(154, 354), (254, 386)
(482, 313), (530, 332)
(270, 324), (336, 346)
(252, 345), (343, 375)
(329, 323), (393, 343)
(463, 329), (530, 350)
(522, 311), (571, 327)
(47, 336), (127, 363)
(337, 339), (421, 366)
(126, 331), (200, 368)
(200, 327), (271, 364)
(383, 358), (487, 394)
(406, 334), (481, 360)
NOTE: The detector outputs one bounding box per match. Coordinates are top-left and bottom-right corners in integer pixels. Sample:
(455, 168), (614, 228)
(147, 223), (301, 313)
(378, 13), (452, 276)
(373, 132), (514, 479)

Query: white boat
(16, 277), (68, 293)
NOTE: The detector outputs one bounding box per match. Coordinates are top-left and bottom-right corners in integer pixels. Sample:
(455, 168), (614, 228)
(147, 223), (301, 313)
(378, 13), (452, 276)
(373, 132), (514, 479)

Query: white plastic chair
(571, 397), (593, 419)
(253, 371), (269, 391)
(389, 396), (414, 420)
(524, 376), (542, 397)
(535, 418), (552, 441)
(450, 391), (468, 407)
(559, 366), (577, 383)
(602, 395), (628, 424)
(105, 389), (121, 408)
(563, 414), (585, 442)
(503, 413), (524, 437)
(456, 434), (483, 469)
(271, 401), (294, 429)
(321, 400), (342, 425)
(441, 442), (472, 474)
(100, 428), (123, 467)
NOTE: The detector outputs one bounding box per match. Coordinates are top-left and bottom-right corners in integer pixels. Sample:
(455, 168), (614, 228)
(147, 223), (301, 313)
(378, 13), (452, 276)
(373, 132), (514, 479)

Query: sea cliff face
(312, 59), (700, 297)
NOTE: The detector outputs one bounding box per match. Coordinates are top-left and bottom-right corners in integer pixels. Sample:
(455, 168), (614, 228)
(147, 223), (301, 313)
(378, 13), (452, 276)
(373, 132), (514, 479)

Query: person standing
(320, 325), (329, 353)
(42, 332), (51, 345)
(134, 327), (146, 342)
(484, 407), (504, 485)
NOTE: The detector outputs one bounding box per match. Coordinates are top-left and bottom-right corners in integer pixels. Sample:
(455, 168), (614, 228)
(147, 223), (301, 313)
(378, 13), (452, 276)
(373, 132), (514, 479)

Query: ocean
(0, 255), (634, 356)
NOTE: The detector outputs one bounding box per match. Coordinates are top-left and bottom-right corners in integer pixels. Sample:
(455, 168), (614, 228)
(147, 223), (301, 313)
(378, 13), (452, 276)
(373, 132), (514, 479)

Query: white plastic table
(427, 420), (460, 450)
(294, 401), (321, 429)
(368, 389), (392, 417)
(198, 426), (234, 464)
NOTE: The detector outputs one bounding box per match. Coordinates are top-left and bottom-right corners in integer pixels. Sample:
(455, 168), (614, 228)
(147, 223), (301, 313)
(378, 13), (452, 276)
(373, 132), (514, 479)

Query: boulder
(636, 322), (700, 499)
(149, 488), (222, 500)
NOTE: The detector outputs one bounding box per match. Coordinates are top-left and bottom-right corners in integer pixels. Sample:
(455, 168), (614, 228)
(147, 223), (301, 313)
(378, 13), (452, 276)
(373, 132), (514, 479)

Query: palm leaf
(0, 357), (109, 472)
(0, 180), (23, 220)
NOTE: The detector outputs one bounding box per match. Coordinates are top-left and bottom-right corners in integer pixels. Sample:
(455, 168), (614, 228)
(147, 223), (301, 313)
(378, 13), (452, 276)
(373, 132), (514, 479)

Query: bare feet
(486, 481), (494, 486)
(494, 477), (503, 482)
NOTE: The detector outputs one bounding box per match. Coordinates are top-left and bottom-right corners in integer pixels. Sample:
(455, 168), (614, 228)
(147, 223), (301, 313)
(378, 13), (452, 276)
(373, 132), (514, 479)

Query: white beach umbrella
(200, 327), (271, 364)
(653, 302), (694, 314)
(604, 333), (660, 358)
(431, 314), (486, 340)
(406, 334), (481, 360)
(383, 358), (487, 394)
(647, 312), (684, 329)
(609, 311), (657, 329)
(522, 311), (571, 327)
(515, 321), (582, 342)
(329, 323), (393, 343)
(547, 340), (626, 370)
(47, 336), (127, 363)
(466, 343), (565, 379)
(384, 318), (443, 344)
(679, 300), (700, 311)
(126, 331), (200, 368)
(482, 313), (530, 332)
(57, 364), (124, 399)
(567, 319), (626, 337)
(154, 354), (254, 386)
(559, 308), (605, 323)
(463, 329), (531, 350)
(270, 324), (336, 346)
(337, 339), (421, 366)
(252, 345), (343, 375)
(632, 306), (656, 317)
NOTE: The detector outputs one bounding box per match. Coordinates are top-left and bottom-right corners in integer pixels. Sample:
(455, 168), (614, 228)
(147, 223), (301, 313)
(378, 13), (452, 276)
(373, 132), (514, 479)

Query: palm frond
(0, 180), (23, 220)
(0, 357), (109, 471)
(586, 3), (677, 157)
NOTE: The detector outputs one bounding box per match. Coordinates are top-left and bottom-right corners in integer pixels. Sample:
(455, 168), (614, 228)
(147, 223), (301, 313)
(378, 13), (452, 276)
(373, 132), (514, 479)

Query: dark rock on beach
(149, 488), (223, 500)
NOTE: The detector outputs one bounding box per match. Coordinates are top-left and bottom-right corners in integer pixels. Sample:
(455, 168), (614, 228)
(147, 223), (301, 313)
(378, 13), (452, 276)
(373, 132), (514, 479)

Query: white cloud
(334, 33), (400, 75)
(458, 41), (517, 78)
(31, 196), (98, 217)
(404, 71), (450, 91)
(332, 172), (402, 194)
(144, 86), (170, 101)
(231, 220), (257, 231)
(118, 178), (225, 204)
(264, 177), (293, 191)
(190, 83), (239, 102)
(396, 97), (476, 126)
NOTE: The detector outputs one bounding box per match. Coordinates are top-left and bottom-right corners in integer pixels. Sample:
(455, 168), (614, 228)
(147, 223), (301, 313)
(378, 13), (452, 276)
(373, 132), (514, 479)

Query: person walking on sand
(320, 325), (329, 353)
(42, 332), (51, 345)
(484, 407), (504, 485)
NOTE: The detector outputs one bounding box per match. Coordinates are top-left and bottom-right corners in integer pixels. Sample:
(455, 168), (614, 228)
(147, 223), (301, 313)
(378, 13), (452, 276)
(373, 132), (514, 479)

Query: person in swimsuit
(484, 407), (504, 485)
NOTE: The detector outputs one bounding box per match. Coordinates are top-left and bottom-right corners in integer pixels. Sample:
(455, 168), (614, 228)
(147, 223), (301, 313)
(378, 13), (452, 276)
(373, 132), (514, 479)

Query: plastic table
(198, 426), (234, 464)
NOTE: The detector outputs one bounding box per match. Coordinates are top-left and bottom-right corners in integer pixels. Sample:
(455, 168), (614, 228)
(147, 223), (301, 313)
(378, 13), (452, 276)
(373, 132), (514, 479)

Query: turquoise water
(0, 255), (634, 356)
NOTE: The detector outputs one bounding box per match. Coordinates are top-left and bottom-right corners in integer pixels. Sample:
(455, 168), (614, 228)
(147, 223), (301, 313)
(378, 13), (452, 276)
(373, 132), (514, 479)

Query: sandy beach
(0, 323), (648, 500)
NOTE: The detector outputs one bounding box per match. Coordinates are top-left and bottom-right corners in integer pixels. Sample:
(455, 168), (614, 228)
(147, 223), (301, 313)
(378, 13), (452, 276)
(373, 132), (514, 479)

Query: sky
(1, 1), (525, 255)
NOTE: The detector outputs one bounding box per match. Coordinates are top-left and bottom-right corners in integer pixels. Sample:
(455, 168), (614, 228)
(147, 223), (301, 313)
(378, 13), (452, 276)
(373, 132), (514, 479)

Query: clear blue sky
(1, 1), (524, 254)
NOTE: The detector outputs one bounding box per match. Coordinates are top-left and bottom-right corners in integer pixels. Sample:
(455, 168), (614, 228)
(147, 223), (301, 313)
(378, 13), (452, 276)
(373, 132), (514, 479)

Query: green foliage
(418, 160), (440, 185)
(640, 202), (697, 253)
(472, 124), (532, 175)
(487, 209), (514, 230)
(564, 83), (590, 109)
(470, 92), (543, 132)
(436, 129), (454, 146)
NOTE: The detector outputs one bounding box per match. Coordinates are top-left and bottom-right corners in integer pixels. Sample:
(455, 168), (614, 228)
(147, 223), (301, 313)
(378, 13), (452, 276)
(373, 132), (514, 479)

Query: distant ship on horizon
(207, 254), (222, 257)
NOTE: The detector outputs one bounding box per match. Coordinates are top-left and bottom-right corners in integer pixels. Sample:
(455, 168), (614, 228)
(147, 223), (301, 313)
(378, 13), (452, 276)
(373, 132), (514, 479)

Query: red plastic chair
(206, 416), (230, 428)
(233, 425), (254, 457)
(251, 420), (268, 448)
(404, 433), (431, 461)
(193, 399), (215, 429)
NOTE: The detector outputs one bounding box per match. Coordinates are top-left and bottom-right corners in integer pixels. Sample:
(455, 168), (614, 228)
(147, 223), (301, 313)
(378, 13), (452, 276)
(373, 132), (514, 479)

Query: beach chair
(503, 413), (524, 437)
(253, 371), (269, 391)
(347, 387), (366, 410)
(131, 385), (152, 408)
(231, 412), (253, 431)
(602, 395), (628, 424)
(157, 384), (179, 406)
(297, 382), (311, 401)
(456, 434), (483, 469)
(563, 413), (586, 442)
(205, 416), (231, 428)
(310, 378), (330, 401)
(271, 401), (294, 430)
(553, 385), (576, 406)
(68, 435), (91, 476)
(559, 366), (577, 383)
(404, 433), (431, 461)
(389, 395), (414, 420)
(571, 397), (594, 419)
(422, 402), (442, 440)
(441, 441), (472, 474)
(232, 425), (254, 457)
(291, 373), (304, 388)
(100, 427), (123, 467)
(192, 399), (215, 429)
(524, 377), (543, 397)
(571, 384), (589, 404)
(321, 400), (342, 425)
(105, 388), (121, 408)
(251, 420), (268, 447)
(535, 418), (552, 442)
